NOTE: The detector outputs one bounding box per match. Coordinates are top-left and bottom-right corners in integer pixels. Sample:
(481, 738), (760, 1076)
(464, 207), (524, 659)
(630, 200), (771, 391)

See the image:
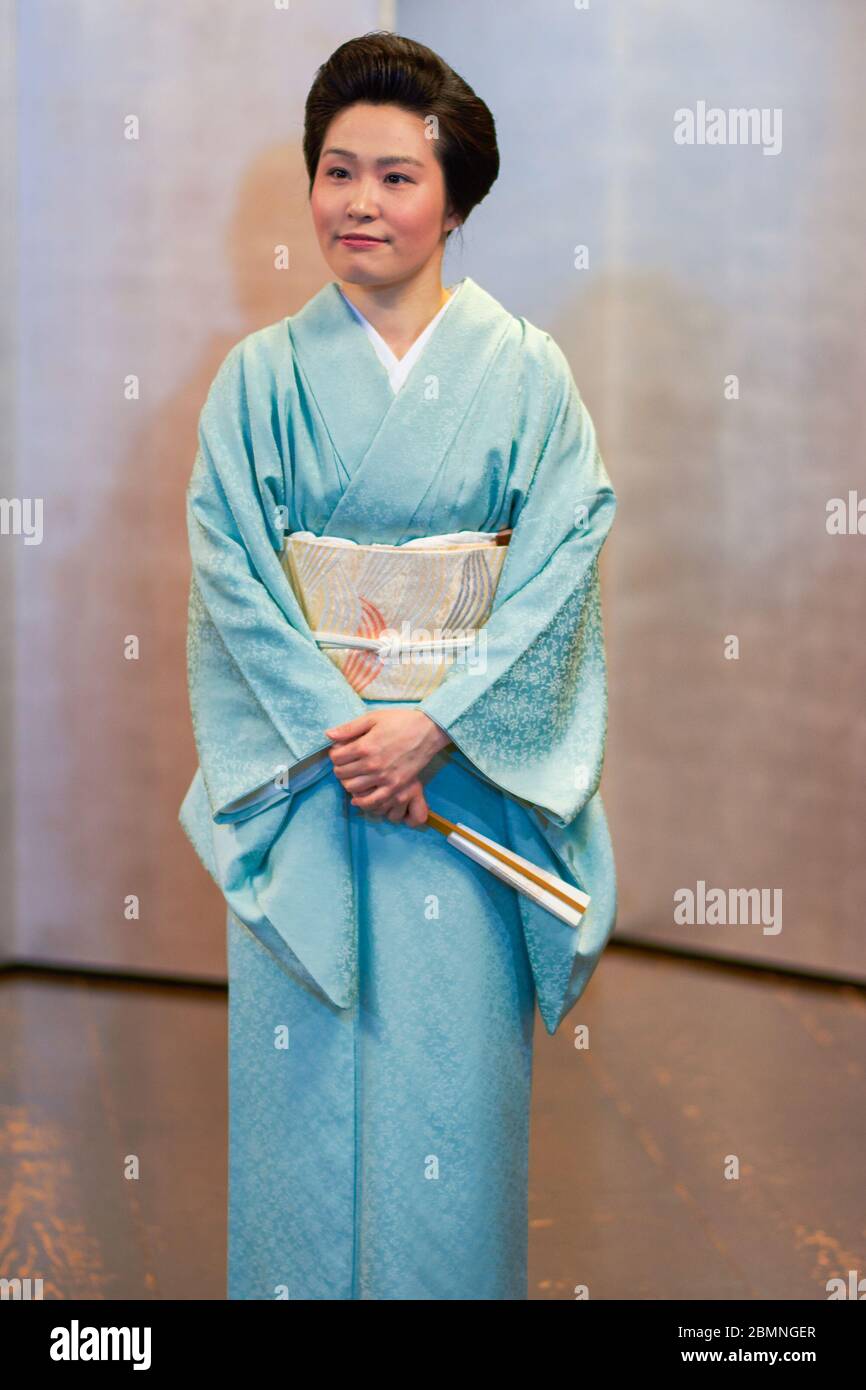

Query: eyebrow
(321, 147), (426, 169)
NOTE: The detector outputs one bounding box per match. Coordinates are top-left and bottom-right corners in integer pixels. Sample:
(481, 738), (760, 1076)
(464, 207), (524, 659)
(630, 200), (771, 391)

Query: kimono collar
(337, 280), (465, 394)
(286, 275), (515, 543)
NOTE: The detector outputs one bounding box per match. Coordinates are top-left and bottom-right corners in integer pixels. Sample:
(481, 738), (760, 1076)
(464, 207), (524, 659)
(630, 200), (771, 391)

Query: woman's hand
(324, 709), (451, 826)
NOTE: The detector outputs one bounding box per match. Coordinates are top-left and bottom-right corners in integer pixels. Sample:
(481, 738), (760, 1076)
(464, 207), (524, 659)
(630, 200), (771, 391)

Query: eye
(326, 167), (349, 180)
(385, 173), (411, 185)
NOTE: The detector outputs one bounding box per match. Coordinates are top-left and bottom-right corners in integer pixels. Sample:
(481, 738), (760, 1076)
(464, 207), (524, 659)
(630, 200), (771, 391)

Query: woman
(179, 32), (617, 1300)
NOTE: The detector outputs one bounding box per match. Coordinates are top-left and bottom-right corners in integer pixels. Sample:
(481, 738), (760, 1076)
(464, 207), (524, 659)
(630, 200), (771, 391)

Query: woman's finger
(404, 786), (429, 827)
(338, 771), (384, 793)
(328, 741), (373, 769)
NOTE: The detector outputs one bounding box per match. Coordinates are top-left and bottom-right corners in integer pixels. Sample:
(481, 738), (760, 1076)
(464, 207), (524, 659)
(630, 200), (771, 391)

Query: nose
(346, 176), (380, 220)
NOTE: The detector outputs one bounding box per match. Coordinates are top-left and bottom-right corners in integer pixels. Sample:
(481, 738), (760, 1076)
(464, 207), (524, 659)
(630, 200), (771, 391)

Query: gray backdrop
(4, 0), (864, 983)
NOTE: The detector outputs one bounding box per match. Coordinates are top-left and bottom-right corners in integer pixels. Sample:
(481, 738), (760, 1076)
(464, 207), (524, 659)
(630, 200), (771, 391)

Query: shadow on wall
(51, 142), (333, 979)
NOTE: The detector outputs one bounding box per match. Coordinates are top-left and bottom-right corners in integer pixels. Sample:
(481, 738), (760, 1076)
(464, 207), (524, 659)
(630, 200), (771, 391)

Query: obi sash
(281, 529), (512, 700)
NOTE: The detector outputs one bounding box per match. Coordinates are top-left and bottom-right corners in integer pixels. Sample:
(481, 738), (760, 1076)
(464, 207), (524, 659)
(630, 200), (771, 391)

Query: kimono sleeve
(417, 337), (617, 828)
(186, 339), (368, 823)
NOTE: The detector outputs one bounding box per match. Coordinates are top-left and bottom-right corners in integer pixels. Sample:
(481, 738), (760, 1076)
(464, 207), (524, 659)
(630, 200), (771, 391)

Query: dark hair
(303, 32), (499, 236)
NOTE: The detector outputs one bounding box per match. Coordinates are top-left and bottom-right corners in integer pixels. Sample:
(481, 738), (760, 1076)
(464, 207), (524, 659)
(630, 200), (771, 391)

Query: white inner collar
(339, 280), (463, 393)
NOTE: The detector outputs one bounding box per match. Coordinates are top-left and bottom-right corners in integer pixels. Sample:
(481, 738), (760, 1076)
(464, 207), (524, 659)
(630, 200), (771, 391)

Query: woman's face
(310, 102), (460, 287)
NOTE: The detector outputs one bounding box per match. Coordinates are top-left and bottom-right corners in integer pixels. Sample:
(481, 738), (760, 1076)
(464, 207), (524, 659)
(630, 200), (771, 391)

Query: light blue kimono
(179, 275), (617, 1300)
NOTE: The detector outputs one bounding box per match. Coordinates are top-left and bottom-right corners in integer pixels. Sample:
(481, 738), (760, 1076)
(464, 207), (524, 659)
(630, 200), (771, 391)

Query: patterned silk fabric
(178, 276), (618, 1299)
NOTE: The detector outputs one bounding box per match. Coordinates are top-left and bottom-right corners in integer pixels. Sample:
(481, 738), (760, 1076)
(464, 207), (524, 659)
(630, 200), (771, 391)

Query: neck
(337, 262), (451, 358)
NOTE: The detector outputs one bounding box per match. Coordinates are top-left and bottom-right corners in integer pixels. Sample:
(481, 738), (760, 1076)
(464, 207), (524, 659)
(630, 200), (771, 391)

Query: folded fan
(424, 809), (589, 929)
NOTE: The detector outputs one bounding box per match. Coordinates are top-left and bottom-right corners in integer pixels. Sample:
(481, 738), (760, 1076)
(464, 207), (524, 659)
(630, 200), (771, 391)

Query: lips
(340, 234), (386, 243)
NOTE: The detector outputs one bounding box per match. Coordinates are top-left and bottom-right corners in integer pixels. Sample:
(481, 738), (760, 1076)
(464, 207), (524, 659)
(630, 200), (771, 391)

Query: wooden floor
(1, 946), (863, 1300)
